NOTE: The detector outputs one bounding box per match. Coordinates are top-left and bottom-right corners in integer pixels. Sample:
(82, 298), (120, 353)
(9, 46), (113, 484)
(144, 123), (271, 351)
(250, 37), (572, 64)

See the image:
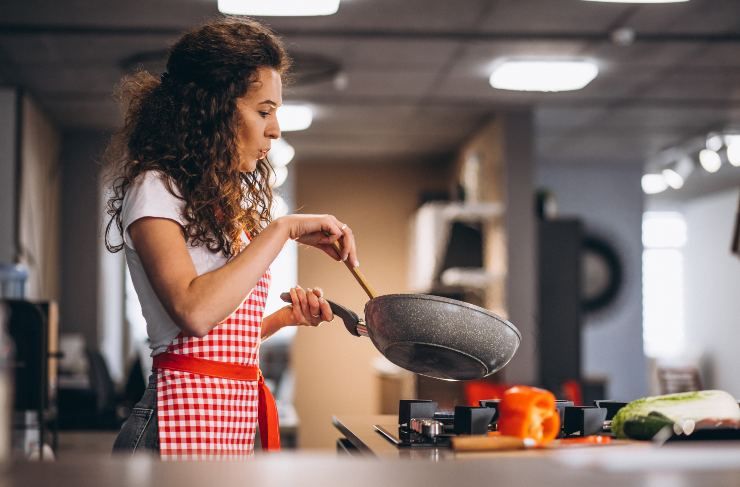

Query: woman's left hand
(282, 286), (333, 327)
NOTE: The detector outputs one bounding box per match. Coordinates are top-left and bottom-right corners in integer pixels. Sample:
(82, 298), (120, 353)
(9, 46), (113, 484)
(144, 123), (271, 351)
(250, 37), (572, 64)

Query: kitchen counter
(2, 416), (739, 487)
(3, 446), (740, 487)
(332, 414), (740, 474)
(333, 415), (408, 457)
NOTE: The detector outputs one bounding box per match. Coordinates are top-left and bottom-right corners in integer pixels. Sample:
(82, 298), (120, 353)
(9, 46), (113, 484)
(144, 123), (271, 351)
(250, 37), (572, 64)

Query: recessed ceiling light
(583, 1), (689, 3)
(277, 104), (313, 132)
(218, 0), (341, 16)
(489, 59), (599, 92)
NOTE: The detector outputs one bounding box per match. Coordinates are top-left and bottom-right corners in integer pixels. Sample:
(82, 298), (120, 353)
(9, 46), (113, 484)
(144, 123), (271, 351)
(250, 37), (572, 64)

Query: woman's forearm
(179, 218), (291, 336)
(261, 307), (294, 340)
(131, 213), (348, 338)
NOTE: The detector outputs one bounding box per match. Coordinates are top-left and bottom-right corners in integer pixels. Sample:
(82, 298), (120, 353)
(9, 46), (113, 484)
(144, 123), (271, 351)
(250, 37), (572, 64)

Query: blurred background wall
(538, 162), (647, 400)
(683, 189), (740, 395)
(292, 160), (448, 449)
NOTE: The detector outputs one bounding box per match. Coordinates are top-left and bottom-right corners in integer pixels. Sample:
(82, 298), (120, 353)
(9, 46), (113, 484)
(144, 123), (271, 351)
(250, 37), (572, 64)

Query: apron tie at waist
(153, 352), (281, 452)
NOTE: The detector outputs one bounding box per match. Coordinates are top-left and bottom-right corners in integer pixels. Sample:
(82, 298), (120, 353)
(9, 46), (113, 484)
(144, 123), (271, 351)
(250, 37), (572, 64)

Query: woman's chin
(238, 160), (259, 173)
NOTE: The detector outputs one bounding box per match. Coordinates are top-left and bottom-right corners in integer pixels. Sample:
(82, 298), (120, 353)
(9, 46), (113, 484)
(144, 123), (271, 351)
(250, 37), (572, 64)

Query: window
(124, 267), (148, 349)
(642, 211), (686, 358)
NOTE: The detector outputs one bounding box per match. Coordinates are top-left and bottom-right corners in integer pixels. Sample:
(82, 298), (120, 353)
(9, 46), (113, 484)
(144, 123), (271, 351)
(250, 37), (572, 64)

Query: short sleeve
(121, 171), (187, 250)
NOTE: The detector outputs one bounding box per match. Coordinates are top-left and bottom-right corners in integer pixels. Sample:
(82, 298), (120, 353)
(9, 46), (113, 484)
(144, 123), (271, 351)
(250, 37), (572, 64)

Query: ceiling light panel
(277, 105), (313, 132)
(218, 0), (341, 16)
(583, 0), (689, 3)
(489, 59), (599, 92)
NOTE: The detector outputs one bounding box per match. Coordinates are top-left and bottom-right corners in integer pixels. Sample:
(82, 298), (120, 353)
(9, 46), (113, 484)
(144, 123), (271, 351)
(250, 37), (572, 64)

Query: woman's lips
(258, 149), (269, 159)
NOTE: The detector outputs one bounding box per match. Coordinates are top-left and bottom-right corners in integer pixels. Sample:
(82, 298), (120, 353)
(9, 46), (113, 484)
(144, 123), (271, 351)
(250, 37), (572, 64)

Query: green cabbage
(612, 390), (740, 439)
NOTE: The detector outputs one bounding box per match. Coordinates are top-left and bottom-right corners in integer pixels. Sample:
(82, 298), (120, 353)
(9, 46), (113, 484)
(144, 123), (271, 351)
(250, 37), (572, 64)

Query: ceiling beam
(1, 24), (740, 44)
(34, 91), (740, 109)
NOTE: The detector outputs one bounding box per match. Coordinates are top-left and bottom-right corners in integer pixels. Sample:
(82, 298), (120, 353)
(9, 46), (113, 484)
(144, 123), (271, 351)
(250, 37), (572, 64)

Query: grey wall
(683, 189), (740, 396)
(59, 130), (108, 346)
(0, 88), (18, 264)
(537, 162), (647, 401)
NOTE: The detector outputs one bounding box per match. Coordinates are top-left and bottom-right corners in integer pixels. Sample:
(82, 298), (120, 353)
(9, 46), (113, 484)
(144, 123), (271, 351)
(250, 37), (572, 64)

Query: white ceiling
(3, 0), (740, 177)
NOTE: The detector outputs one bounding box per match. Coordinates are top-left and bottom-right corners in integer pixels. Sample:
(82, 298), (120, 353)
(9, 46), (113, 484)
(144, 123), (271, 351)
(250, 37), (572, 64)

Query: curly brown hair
(104, 17), (291, 257)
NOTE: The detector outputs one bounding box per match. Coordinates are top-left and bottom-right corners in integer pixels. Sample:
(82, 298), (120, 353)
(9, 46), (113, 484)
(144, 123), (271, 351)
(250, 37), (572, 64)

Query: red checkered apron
(154, 269), (279, 460)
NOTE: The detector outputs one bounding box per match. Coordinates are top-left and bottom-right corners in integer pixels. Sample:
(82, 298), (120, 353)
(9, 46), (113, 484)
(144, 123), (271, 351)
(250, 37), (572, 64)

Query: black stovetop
(376, 398), (624, 448)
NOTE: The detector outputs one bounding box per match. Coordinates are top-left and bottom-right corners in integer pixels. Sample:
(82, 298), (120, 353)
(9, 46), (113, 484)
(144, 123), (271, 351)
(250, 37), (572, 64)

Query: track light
(662, 168), (684, 189)
(642, 174), (668, 194)
(699, 149), (722, 173)
(706, 133), (724, 152)
(724, 135), (740, 167)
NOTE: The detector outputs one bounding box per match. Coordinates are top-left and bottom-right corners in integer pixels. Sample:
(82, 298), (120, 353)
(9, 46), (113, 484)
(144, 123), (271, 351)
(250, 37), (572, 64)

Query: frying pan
(282, 242), (521, 381)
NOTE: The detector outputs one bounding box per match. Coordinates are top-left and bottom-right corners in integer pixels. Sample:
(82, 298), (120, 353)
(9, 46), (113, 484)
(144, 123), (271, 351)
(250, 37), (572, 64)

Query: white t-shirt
(121, 171), (247, 356)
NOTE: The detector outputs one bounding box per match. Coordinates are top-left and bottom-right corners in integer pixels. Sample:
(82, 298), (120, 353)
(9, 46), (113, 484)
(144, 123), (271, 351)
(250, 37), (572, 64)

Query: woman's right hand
(278, 214), (359, 267)
(281, 286), (333, 327)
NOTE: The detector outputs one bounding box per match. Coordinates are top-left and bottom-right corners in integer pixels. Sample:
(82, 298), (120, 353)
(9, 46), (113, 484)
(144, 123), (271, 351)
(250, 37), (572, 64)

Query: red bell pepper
(498, 385), (560, 446)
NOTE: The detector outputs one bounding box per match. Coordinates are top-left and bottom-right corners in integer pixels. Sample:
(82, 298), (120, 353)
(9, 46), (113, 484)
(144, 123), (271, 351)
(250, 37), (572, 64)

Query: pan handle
(330, 240), (378, 300)
(326, 300), (365, 338)
(279, 292), (364, 337)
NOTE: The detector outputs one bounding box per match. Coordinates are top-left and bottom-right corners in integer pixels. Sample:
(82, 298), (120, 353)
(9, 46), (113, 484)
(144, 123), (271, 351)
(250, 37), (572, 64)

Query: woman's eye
(259, 111), (270, 118)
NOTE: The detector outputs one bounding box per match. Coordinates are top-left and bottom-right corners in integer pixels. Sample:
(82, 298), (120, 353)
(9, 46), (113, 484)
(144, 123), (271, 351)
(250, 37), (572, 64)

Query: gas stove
(374, 399), (627, 448)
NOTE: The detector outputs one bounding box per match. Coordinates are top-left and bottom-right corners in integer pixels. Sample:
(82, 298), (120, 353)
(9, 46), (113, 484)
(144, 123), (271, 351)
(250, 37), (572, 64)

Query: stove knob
(399, 400), (438, 426)
(454, 406), (496, 435)
(421, 419), (443, 439)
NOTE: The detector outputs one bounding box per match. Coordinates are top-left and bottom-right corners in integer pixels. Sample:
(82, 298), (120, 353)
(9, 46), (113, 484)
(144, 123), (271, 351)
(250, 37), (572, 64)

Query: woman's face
(235, 67), (282, 173)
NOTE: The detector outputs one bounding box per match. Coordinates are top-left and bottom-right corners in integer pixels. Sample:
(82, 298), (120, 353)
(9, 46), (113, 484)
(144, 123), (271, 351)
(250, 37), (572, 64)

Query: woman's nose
(266, 118), (281, 139)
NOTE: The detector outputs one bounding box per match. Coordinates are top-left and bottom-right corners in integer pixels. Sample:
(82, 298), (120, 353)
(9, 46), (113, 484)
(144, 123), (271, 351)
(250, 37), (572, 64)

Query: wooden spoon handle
(332, 240), (377, 300)
(451, 435), (529, 452)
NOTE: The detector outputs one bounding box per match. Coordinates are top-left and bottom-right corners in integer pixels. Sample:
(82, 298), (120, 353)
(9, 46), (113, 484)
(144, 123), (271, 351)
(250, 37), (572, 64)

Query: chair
(57, 348), (122, 430)
(657, 366), (702, 394)
(85, 348), (119, 428)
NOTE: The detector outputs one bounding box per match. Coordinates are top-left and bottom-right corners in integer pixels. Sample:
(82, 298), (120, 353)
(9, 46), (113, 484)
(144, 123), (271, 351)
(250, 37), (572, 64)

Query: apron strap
(153, 352), (281, 452)
(257, 372), (281, 451)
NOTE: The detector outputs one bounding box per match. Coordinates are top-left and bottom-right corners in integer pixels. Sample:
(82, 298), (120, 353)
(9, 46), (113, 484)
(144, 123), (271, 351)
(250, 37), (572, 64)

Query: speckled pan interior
(363, 294), (520, 381)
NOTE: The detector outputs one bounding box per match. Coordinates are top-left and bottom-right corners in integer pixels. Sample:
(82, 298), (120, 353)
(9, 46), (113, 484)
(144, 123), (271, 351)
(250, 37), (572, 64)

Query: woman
(106, 17), (358, 459)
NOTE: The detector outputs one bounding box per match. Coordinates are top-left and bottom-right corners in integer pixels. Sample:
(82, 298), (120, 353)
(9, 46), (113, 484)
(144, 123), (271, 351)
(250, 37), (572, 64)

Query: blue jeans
(112, 373), (159, 455)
